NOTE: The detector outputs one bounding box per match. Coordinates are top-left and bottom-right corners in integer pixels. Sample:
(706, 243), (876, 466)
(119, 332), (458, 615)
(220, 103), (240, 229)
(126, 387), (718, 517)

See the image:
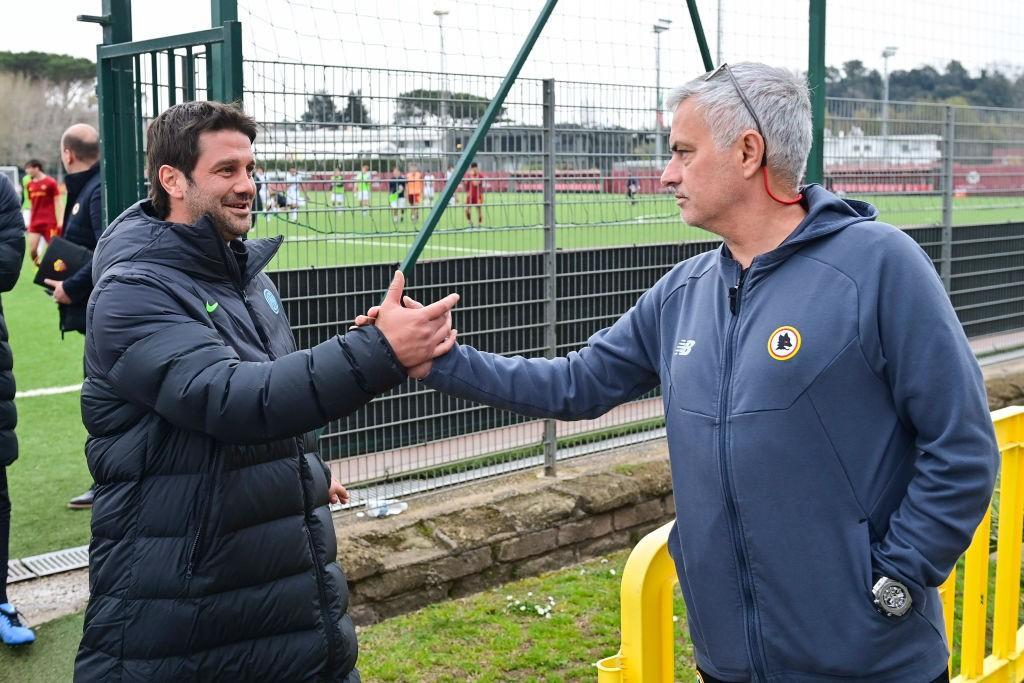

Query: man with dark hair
(388, 165), (406, 224)
(463, 161), (484, 227)
(0, 175), (31, 646)
(73, 100), (460, 681)
(23, 159), (60, 264)
(38, 124), (104, 510)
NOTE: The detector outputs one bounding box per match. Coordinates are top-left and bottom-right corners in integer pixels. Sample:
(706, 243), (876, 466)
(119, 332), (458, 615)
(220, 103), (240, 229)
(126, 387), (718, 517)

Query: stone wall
(337, 444), (675, 625)
(984, 359), (1024, 410)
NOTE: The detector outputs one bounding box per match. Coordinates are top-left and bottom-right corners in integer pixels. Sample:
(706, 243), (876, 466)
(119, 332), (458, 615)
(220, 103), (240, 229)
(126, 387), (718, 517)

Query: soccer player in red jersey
(24, 159), (60, 264)
(463, 161), (484, 227)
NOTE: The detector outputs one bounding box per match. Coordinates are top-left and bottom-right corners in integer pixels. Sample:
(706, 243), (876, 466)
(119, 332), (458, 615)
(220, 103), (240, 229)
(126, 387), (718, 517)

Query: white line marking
(17, 383), (83, 398)
(251, 231), (506, 255)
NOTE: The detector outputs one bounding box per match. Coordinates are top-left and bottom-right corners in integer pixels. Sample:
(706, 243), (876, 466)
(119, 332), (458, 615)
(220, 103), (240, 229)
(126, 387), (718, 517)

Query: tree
(0, 72), (97, 171)
(826, 59), (1024, 109)
(395, 89), (505, 124)
(301, 91), (342, 124)
(0, 51), (96, 111)
(340, 90), (372, 125)
(301, 90), (374, 126)
(0, 51), (97, 171)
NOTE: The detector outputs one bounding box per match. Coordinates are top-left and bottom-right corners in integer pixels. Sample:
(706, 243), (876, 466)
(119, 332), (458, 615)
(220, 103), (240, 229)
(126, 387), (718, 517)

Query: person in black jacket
(43, 123), (103, 510)
(0, 175), (33, 646)
(73, 100), (460, 681)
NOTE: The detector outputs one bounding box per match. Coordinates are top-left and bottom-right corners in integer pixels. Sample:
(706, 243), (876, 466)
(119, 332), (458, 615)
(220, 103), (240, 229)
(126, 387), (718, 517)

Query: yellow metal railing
(596, 406), (1024, 683)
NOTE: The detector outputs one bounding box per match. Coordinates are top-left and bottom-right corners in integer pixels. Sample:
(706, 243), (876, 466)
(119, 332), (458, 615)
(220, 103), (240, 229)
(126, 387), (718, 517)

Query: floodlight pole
(396, 0), (559, 280)
(881, 46), (898, 162)
(653, 19), (671, 169)
(434, 8), (449, 125)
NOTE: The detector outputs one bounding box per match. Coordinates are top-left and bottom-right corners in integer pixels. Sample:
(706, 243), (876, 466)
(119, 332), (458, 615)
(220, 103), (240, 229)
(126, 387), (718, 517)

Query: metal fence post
(210, 0), (242, 104)
(92, 0), (134, 227)
(542, 78), (558, 477)
(806, 0), (827, 185)
(941, 105), (955, 293)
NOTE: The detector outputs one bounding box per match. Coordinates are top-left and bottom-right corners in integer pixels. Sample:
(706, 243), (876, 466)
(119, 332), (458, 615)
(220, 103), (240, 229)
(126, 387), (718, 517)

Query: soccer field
(250, 191), (1024, 271)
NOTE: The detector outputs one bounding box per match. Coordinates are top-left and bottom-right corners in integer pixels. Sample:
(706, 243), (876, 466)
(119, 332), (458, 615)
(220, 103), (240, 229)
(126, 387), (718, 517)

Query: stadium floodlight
(881, 45), (898, 157)
(434, 6), (451, 125)
(653, 19), (672, 168)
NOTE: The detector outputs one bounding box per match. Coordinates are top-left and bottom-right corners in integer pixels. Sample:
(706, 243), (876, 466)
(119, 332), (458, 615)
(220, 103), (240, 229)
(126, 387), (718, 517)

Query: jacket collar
(94, 200), (282, 287)
(64, 162), (100, 202)
(716, 184), (879, 287)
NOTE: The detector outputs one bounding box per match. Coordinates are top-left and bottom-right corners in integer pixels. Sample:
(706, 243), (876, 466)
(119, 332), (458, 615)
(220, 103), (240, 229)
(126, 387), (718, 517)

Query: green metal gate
(85, 0), (243, 225)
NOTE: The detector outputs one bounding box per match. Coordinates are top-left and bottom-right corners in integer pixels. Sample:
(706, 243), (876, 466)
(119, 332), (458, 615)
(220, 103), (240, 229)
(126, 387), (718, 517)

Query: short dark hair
(25, 159), (43, 171)
(470, 161), (478, 168)
(61, 129), (100, 163)
(146, 100), (257, 218)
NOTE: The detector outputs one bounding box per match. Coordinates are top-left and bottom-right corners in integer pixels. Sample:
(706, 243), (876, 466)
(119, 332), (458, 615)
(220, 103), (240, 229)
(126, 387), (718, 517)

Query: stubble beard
(184, 185), (251, 242)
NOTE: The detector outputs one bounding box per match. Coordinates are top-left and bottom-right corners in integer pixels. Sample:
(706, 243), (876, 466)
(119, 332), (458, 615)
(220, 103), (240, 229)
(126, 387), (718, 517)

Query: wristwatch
(872, 576), (912, 618)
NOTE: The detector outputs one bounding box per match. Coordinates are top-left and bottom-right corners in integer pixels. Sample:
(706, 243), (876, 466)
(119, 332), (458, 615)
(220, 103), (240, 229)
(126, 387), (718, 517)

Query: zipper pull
(185, 563), (193, 580)
(729, 269), (748, 316)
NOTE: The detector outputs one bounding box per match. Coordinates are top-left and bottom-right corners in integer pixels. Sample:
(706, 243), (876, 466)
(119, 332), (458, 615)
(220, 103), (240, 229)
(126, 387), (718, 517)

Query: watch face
(875, 580), (912, 616)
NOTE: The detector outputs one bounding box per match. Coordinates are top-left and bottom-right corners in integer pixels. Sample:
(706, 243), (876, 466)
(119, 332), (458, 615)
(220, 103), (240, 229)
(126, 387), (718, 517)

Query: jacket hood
(94, 200), (282, 286)
(719, 183), (879, 284)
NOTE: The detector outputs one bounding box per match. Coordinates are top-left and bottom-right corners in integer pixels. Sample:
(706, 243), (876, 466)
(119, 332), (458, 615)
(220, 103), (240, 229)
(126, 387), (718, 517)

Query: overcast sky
(3, 1), (1021, 82)
(2, 1), (1021, 129)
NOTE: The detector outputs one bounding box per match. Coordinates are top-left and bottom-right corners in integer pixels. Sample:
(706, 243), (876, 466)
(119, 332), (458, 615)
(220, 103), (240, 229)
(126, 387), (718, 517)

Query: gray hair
(665, 62), (811, 189)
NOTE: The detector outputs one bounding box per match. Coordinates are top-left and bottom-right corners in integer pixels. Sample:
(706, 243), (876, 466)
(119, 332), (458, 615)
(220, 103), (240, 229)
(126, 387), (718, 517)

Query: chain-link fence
(240, 56), (1024, 502)
(94, 0), (1024, 501)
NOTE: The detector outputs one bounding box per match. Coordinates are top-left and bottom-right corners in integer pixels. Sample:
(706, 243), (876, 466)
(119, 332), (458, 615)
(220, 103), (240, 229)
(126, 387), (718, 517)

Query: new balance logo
(674, 339), (696, 356)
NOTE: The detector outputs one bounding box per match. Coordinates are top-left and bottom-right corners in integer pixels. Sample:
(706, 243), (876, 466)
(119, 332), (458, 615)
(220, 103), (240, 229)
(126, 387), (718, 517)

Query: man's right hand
(370, 270), (459, 374)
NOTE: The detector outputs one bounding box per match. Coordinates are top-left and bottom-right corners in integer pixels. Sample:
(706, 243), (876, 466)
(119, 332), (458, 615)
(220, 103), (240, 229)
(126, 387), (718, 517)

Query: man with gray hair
(360, 62), (998, 681)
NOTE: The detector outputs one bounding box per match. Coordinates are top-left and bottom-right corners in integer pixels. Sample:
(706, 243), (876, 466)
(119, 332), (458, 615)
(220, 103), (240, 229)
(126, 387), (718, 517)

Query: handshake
(351, 270), (460, 379)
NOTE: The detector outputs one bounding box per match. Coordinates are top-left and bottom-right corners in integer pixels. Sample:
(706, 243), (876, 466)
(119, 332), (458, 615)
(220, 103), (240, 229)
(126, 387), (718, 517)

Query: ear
(158, 164), (188, 201)
(738, 130), (765, 180)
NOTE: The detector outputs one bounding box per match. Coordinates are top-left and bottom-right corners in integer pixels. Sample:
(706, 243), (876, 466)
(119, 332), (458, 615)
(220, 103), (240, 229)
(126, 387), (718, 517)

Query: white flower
(672, 615), (680, 622)
(545, 613), (552, 619)
(609, 569), (617, 575)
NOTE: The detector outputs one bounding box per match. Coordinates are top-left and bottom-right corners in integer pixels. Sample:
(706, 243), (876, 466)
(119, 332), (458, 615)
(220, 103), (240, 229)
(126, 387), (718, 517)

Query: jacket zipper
(305, 514), (338, 668)
(718, 268), (769, 681)
(185, 486), (212, 581)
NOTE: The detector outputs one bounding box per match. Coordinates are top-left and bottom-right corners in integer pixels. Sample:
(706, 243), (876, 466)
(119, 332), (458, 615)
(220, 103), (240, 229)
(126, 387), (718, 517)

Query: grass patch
(0, 611), (82, 683)
(0, 550), (698, 682)
(253, 190), (1024, 270)
(358, 549), (696, 682)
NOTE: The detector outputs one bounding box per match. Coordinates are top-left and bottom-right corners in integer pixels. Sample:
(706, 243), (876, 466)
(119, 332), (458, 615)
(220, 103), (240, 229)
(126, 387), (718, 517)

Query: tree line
(828, 59), (1024, 109)
(0, 51), (98, 173)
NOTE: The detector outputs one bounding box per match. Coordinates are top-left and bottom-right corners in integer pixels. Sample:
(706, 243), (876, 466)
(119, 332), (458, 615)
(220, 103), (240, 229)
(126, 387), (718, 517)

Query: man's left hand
(43, 279), (71, 304)
(329, 476), (350, 505)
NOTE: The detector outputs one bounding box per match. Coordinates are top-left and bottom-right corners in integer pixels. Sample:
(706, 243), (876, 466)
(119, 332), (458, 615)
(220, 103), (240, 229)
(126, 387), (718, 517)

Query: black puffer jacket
(0, 176), (25, 467)
(74, 201), (404, 681)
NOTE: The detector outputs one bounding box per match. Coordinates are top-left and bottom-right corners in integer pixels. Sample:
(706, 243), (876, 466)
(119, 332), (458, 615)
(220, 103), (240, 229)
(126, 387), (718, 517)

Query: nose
(660, 158), (679, 189)
(235, 173), (256, 197)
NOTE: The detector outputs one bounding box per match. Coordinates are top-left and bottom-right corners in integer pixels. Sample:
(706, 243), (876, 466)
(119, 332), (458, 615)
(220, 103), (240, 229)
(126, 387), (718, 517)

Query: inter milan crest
(768, 325), (801, 361)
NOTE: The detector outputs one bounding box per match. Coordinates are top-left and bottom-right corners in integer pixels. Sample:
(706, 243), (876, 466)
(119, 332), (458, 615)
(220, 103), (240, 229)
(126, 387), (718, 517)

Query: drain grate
(20, 545), (89, 578)
(6, 560), (34, 584)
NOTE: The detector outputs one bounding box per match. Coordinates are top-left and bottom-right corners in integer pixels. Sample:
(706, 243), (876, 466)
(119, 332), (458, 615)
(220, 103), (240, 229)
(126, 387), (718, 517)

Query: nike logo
(205, 301), (219, 313)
